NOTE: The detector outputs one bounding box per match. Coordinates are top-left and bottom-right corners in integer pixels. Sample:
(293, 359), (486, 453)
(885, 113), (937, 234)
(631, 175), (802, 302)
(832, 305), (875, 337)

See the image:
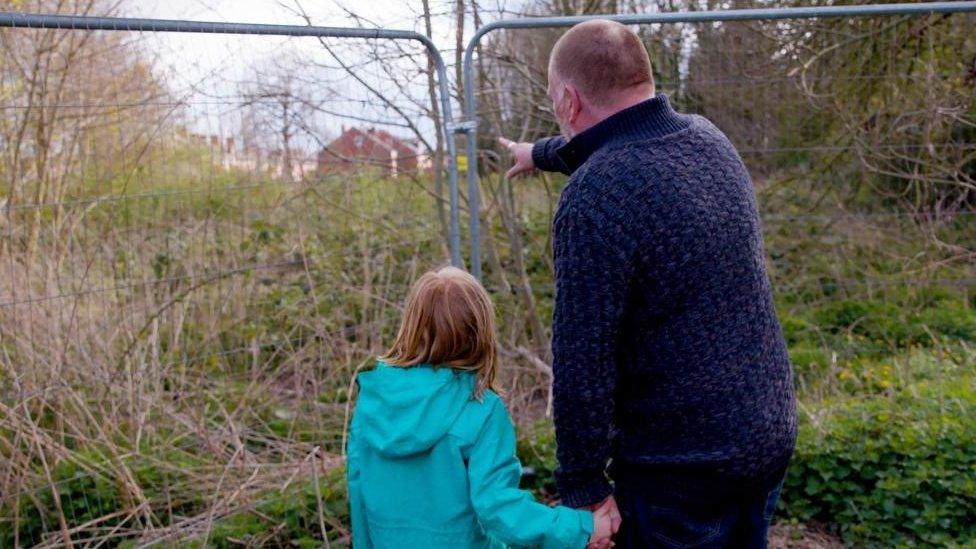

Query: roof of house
(328, 127), (419, 154)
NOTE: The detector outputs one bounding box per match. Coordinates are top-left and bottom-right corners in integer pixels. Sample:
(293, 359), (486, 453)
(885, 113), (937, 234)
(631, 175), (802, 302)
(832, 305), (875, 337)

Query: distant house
(317, 127), (431, 178)
(267, 147), (318, 182)
(176, 131), (317, 182)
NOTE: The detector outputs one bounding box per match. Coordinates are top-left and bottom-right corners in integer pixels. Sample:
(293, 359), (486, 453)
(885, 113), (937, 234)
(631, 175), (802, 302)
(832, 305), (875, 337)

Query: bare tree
(239, 54), (328, 182)
(0, 0), (170, 255)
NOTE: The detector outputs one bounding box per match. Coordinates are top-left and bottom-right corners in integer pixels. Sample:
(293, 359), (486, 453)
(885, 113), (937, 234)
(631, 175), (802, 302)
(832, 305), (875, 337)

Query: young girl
(347, 266), (615, 548)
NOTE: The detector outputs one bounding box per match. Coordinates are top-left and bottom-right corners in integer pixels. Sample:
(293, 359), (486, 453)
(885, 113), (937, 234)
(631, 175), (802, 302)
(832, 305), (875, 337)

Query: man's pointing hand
(499, 137), (535, 179)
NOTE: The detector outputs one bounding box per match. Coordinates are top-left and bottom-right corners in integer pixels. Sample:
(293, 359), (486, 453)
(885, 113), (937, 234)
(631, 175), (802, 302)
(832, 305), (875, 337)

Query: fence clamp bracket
(448, 120), (477, 134)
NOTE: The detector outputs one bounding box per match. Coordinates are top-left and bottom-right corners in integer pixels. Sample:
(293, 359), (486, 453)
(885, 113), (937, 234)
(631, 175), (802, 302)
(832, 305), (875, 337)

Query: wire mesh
(468, 7), (976, 299)
(0, 10), (455, 547)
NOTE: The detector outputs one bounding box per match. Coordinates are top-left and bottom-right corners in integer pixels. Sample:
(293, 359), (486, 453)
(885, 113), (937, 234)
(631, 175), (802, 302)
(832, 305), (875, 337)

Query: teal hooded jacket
(347, 362), (593, 548)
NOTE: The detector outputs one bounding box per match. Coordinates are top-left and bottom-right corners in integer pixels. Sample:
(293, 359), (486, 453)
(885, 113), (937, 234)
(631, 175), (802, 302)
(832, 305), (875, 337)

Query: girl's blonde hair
(380, 266), (500, 397)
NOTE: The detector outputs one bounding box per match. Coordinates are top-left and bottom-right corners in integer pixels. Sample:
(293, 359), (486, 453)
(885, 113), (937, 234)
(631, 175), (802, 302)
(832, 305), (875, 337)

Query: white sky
(133, 0), (426, 29)
(124, 0), (469, 149)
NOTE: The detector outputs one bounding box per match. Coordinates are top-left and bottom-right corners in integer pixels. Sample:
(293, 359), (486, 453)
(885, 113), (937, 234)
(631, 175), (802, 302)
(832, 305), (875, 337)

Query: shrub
(913, 303), (976, 343)
(813, 299), (910, 347)
(810, 298), (976, 352)
(781, 380), (976, 546)
(789, 343), (832, 381)
(781, 315), (821, 347)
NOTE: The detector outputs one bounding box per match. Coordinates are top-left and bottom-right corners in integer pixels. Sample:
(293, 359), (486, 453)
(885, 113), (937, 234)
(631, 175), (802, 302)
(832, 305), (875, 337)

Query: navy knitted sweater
(533, 94), (797, 508)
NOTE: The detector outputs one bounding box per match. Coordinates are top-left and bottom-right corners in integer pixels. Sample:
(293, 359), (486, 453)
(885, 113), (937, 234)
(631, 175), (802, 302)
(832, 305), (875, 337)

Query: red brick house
(317, 127), (431, 178)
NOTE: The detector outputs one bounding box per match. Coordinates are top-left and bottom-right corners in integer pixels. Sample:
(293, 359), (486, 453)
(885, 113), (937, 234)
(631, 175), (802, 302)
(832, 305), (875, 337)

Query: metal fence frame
(0, 11), (464, 268)
(460, 1), (976, 280)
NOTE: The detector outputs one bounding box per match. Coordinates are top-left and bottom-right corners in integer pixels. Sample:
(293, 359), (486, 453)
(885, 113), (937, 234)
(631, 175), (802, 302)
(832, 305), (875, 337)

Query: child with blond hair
(347, 266), (616, 548)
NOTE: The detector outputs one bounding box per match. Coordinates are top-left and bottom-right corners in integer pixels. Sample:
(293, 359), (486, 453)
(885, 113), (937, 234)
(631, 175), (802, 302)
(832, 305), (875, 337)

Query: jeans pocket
(646, 504), (724, 548)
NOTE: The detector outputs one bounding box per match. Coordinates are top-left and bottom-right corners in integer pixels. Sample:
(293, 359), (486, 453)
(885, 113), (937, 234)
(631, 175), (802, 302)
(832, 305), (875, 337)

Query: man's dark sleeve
(532, 136), (572, 175)
(550, 198), (630, 508)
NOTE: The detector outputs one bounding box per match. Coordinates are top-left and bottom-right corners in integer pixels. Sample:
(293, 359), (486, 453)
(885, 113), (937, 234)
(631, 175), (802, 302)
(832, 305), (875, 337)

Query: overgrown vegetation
(7, 167), (973, 545)
(1, 0), (975, 547)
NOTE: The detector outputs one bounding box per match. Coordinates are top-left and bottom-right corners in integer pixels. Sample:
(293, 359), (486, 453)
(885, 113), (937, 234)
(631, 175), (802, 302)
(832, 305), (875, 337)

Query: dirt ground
(769, 524), (845, 548)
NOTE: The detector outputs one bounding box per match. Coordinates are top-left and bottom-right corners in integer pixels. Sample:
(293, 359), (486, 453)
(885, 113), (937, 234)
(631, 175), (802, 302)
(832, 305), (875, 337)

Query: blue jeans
(612, 473), (784, 548)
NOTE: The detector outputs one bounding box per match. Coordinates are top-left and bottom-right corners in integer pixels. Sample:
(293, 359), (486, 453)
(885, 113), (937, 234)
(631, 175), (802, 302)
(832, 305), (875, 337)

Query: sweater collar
(556, 93), (692, 172)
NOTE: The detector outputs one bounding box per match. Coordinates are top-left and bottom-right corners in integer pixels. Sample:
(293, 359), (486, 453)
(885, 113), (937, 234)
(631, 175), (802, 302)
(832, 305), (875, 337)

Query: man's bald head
(548, 20), (654, 107)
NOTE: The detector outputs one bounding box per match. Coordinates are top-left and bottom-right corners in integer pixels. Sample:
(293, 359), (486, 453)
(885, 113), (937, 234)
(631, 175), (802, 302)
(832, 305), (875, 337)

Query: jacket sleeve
(550, 199), (630, 508)
(532, 136), (572, 175)
(347, 411), (373, 549)
(467, 397), (593, 549)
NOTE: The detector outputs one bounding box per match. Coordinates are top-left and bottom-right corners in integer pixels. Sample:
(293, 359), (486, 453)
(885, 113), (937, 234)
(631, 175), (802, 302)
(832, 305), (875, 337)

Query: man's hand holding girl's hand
(586, 496), (621, 549)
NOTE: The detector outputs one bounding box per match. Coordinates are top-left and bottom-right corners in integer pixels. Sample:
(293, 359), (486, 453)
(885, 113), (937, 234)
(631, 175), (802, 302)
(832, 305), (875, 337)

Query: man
(500, 20), (797, 548)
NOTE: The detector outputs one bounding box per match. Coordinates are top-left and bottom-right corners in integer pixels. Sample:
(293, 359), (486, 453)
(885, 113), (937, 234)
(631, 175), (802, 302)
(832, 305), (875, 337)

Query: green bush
(807, 298), (976, 354)
(814, 299), (910, 347)
(913, 303), (976, 344)
(781, 315), (821, 347)
(782, 380), (976, 546)
(788, 343), (832, 382)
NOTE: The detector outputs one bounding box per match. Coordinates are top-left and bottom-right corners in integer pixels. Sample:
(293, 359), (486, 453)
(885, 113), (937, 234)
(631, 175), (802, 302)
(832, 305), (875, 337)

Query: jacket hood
(354, 362), (476, 457)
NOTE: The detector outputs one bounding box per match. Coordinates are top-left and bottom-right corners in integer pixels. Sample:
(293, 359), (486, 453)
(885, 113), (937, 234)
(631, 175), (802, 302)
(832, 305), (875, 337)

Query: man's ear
(565, 84), (583, 124)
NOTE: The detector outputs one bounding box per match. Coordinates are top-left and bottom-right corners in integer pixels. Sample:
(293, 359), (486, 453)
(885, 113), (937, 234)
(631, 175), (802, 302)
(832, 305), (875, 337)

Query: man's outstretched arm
(500, 136), (572, 177)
